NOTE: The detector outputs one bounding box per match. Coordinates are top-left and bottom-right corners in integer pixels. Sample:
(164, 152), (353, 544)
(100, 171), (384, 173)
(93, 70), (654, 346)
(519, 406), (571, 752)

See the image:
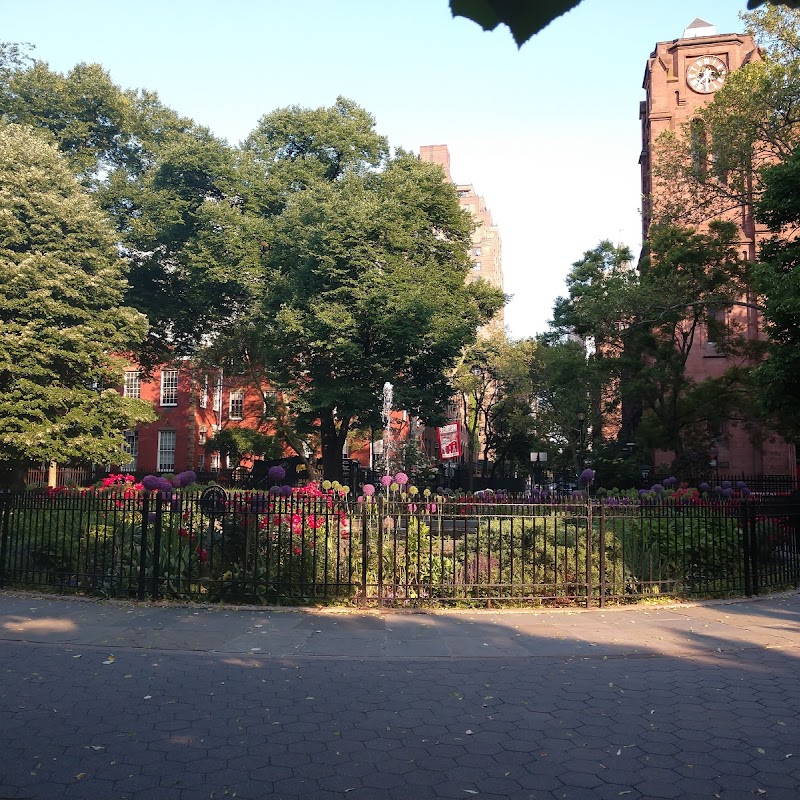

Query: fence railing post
(741, 499), (753, 598)
(150, 491), (163, 600)
(585, 496), (593, 608)
(0, 492), (11, 588)
(360, 496), (370, 607)
(749, 499), (761, 596)
(599, 500), (606, 608)
(138, 492), (150, 601)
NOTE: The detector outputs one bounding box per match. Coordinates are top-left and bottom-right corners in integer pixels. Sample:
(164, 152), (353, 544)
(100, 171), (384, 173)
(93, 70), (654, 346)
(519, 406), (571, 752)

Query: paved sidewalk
(2, 592), (800, 799)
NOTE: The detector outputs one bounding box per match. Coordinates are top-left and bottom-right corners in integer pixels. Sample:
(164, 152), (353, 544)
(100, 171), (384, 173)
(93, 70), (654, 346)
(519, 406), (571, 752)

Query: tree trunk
(319, 409), (351, 483)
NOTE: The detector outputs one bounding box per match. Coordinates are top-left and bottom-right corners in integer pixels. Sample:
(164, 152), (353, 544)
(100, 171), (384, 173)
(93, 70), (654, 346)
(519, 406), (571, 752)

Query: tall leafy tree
(752, 146), (800, 436)
(247, 144), (504, 480)
(550, 228), (758, 468)
(0, 124), (155, 488)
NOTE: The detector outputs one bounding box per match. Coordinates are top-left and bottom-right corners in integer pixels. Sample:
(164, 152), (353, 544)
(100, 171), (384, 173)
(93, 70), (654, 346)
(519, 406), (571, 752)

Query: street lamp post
(576, 412), (586, 481)
(530, 451), (548, 491)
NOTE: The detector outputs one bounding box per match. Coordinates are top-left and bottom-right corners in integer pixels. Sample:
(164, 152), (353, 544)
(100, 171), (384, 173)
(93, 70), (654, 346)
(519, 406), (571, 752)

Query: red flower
(196, 547), (208, 562)
(179, 527), (190, 538)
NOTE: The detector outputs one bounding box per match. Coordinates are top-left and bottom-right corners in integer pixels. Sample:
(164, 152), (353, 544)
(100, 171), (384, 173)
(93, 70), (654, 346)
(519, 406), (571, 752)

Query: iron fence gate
(1, 491), (798, 606)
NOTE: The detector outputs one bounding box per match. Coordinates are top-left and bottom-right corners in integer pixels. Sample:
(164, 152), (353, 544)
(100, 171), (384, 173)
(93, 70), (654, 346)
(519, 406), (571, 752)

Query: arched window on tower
(690, 118), (708, 182)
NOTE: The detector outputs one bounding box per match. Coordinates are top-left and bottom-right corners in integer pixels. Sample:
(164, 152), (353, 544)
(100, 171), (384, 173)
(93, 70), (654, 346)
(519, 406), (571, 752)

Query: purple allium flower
(173, 470), (197, 488)
(394, 472), (409, 486)
(268, 465), (286, 483)
(736, 481), (748, 490)
(664, 476), (678, 486)
(142, 475), (160, 491)
(269, 485), (282, 495)
(722, 487), (734, 498)
(713, 485), (723, 494)
(651, 483), (664, 493)
(380, 475), (393, 487)
(280, 484), (293, 497)
(639, 489), (648, 496)
(155, 477), (173, 493)
(722, 480), (732, 490)
(579, 468), (595, 487)
(362, 484), (375, 496)
(741, 487), (751, 497)
(699, 482), (710, 492)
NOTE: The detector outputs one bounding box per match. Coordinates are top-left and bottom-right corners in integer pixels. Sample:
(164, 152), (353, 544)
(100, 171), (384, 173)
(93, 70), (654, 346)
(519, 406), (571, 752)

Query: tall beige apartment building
(419, 145), (504, 333)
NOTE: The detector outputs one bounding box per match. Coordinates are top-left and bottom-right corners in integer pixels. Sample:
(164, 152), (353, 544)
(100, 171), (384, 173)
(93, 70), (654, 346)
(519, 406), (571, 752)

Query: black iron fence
(1, 490), (798, 606)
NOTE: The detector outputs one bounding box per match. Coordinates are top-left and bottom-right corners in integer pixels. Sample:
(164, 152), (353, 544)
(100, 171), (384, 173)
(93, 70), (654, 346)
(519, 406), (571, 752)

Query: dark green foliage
(0, 125), (155, 487)
(753, 147), (800, 437)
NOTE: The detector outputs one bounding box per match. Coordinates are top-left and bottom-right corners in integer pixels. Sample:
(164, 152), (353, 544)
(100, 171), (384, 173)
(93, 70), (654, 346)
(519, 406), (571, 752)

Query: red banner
(437, 422), (462, 460)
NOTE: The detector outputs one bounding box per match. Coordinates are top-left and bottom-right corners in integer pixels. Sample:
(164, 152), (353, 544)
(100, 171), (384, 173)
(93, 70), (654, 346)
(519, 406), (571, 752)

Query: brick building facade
(640, 18), (796, 475)
(118, 363), (281, 475)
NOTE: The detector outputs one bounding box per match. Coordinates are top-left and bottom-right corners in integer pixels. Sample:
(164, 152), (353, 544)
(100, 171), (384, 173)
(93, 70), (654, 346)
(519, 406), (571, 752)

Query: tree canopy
(450, 1), (800, 47)
(752, 146), (800, 437)
(0, 124), (155, 488)
(1, 48), (505, 482)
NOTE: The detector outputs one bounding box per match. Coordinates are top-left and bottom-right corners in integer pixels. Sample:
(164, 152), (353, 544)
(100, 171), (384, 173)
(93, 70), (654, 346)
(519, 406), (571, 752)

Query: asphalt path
(2, 592), (800, 800)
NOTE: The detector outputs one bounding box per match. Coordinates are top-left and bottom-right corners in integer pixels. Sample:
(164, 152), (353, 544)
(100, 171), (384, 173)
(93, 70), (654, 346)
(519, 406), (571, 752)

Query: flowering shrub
(173, 470), (197, 488)
(268, 465), (286, 483)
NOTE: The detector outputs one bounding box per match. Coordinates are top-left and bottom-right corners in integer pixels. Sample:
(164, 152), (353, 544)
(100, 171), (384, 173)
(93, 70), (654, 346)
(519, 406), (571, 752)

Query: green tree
(550, 228), (758, 470)
(0, 124), (155, 488)
(452, 334), (539, 484)
(205, 428), (283, 469)
(752, 146), (800, 437)
(551, 241), (639, 447)
(247, 142), (504, 481)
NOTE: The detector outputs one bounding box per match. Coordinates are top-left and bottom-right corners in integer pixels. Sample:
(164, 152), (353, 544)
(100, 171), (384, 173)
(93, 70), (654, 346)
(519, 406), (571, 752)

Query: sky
(4, 0), (748, 339)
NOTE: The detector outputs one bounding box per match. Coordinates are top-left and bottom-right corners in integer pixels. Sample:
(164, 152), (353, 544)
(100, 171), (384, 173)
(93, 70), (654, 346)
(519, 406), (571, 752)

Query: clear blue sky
(4, 0), (747, 339)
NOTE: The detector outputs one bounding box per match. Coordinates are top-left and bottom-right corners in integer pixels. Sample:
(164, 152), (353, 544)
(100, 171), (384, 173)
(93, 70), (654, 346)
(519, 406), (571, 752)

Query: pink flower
(380, 475), (393, 487)
(362, 483), (375, 496)
(394, 472), (409, 486)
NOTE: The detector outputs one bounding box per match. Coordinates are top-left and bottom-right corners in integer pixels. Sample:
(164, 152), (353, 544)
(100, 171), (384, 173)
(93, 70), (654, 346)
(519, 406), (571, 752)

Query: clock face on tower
(686, 55), (728, 94)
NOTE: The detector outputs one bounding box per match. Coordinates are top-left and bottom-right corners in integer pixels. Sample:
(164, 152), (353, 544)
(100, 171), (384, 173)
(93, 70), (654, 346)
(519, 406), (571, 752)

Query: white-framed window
(123, 371), (141, 399)
(229, 391), (244, 420)
(160, 370), (179, 406)
(199, 375), (208, 408)
(121, 430), (138, 471)
(157, 430), (176, 472)
(213, 376), (222, 412)
(473, 247), (481, 257)
(197, 453), (205, 470)
(210, 452), (220, 472)
(198, 426), (207, 446)
(472, 262), (481, 271)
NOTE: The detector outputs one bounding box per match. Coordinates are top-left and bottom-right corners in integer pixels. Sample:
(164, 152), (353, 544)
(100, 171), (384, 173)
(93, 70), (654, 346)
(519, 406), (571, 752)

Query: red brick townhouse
(118, 362), (280, 474)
